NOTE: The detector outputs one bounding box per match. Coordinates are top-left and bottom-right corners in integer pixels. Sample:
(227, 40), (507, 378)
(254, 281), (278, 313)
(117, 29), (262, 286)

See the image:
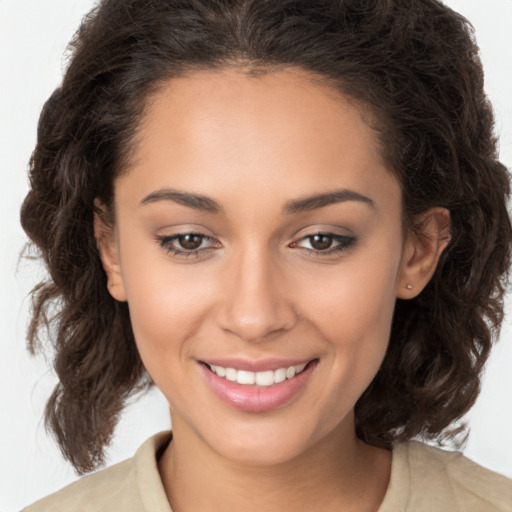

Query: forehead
(118, 67), (400, 215)
(138, 66), (379, 158)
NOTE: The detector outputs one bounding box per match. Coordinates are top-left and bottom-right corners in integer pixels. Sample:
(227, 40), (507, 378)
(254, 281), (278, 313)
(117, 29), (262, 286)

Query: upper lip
(200, 358), (316, 372)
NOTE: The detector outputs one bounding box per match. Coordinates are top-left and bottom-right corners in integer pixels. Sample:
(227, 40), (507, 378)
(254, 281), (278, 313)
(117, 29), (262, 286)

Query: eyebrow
(140, 187), (374, 214)
(283, 189), (375, 214)
(140, 189), (224, 213)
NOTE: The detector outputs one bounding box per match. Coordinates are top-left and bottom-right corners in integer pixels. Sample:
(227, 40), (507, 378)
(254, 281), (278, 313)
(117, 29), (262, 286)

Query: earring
(405, 283), (413, 290)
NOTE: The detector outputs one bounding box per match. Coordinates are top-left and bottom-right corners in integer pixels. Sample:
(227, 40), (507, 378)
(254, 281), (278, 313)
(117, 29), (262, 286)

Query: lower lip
(199, 362), (316, 413)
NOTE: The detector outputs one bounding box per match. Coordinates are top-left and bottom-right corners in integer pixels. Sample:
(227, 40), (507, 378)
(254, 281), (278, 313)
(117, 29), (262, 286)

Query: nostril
(217, 298), (298, 343)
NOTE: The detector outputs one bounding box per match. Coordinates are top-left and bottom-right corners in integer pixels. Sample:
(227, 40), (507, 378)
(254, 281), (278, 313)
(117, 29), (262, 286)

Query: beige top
(24, 431), (512, 511)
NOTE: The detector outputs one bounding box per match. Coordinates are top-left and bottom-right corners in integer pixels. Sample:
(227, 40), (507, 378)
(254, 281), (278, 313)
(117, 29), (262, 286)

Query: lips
(199, 359), (318, 412)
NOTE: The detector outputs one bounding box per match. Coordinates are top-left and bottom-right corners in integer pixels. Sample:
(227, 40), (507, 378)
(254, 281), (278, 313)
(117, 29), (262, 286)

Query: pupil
(311, 234), (332, 250)
(179, 234), (202, 250)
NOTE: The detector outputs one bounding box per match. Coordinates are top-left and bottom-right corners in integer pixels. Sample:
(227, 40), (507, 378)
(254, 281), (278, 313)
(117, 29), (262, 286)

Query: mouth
(204, 361), (311, 387)
(199, 359), (319, 412)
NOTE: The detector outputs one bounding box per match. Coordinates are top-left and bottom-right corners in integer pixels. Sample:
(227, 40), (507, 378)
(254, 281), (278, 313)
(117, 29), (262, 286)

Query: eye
(175, 234), (206, 250)
(304, 234), (336, 251)
(155, 232), (220, 258)
(292, 232), (356, 255)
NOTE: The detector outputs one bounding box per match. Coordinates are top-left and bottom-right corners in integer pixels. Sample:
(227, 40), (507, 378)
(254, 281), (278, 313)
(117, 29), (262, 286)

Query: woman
(20, 0), (512, 510)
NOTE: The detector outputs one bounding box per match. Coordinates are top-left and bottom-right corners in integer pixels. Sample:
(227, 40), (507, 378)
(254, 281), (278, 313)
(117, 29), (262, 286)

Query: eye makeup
(155, 230), (357, 260)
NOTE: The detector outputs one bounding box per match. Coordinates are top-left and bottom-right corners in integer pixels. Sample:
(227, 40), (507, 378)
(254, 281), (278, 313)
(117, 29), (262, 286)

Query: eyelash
(291, 233), (356, 255)
(155, 233), (219, 259)
(155, 232), (356, 259)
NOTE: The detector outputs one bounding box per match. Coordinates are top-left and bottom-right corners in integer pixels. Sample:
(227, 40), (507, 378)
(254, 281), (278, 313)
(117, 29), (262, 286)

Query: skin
(96, 67), (450, 512)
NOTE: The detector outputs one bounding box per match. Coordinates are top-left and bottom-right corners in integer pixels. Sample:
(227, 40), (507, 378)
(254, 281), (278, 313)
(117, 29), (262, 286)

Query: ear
(396, 207), (451, 299)
(93, 200), (127, 302)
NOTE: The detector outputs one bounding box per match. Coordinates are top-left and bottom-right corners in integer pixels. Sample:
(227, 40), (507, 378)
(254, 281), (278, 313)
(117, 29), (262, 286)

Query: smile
(200, 359), (318, 412)
(208, 363), (308, 387)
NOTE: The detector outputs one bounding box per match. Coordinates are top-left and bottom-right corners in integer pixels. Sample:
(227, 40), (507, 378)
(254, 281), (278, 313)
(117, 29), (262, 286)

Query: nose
(216, 246), (297, 342)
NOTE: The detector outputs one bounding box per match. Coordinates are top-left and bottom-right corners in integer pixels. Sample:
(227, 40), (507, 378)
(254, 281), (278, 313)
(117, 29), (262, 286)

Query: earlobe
(397, 207), (451, 299)
(93, 201), (127, 302)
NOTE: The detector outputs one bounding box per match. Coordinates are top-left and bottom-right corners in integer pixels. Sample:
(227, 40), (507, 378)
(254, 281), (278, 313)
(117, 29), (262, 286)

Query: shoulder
(23, 457), (140, 512)
(382, 441), (512, 512)
(23, 431), (173, 512)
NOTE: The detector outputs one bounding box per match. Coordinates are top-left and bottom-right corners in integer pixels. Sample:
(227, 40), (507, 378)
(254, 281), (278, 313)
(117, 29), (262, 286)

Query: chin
(215, 435), (310, 466)
(199, 413), (338, 467)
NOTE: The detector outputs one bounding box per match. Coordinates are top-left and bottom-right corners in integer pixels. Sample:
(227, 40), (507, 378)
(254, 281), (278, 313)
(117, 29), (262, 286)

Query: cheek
(300, 246), (400, 391)
(118, 240), (216, 375)
(302, 247), (399, 339)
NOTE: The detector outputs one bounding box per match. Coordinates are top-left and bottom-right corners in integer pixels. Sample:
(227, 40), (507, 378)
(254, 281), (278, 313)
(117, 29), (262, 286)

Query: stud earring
(405, 283), (413, 290)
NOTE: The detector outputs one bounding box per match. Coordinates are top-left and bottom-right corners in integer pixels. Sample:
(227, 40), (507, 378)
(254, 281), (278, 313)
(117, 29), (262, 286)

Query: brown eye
(292, 232), (356, 256)
(178, 234), (204, 250)
(156, 232), (221, 258)
(309, 234), (334, 251)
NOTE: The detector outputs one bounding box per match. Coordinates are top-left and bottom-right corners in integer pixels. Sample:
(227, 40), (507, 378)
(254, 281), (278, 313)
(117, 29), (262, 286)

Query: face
(99, 67), (439, 465)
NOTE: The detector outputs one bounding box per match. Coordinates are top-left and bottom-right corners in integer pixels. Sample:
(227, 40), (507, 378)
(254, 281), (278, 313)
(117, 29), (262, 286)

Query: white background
(1, 0), (511, 510)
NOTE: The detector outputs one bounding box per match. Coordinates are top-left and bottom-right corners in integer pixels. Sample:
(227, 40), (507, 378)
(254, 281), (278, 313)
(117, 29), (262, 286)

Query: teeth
(214, 365), (226, 377)
(237, 370), (255, 385)
(225, 368), (237, 382)
(274, 368), (286, 383)
(209, 363), (309, 387)
(286, 366), (296, 379)
(255, 370), (274, 387)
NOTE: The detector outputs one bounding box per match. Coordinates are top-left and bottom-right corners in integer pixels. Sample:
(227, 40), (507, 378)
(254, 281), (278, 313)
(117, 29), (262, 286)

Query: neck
(158, 413), (391, 512)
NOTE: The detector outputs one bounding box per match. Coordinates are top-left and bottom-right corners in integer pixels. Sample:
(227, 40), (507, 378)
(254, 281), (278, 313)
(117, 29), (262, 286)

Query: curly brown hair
(21, 0), (511, 474)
